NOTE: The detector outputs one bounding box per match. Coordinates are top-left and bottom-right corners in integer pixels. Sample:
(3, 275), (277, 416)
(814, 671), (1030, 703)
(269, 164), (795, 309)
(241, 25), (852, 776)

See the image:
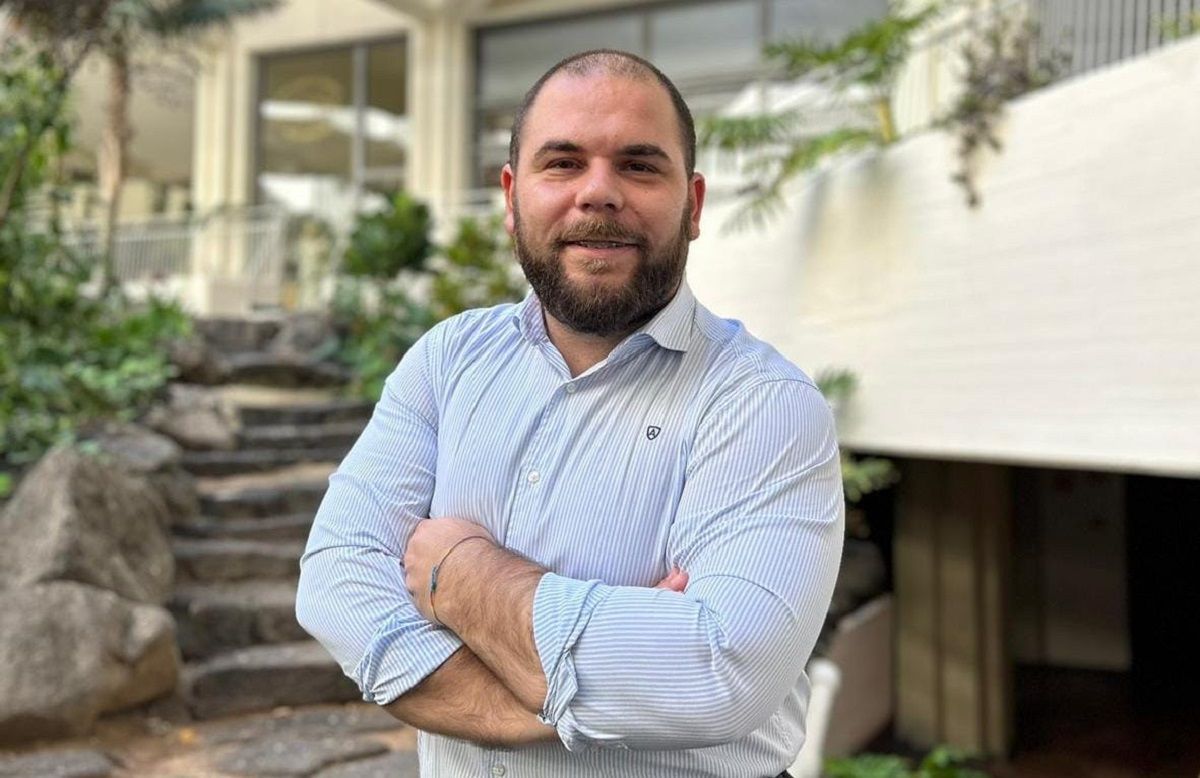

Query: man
(297, 49), (844, 777)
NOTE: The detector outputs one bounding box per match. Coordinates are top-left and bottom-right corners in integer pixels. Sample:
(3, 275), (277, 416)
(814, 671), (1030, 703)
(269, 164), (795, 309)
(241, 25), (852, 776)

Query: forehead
(520, 71), (683, 161)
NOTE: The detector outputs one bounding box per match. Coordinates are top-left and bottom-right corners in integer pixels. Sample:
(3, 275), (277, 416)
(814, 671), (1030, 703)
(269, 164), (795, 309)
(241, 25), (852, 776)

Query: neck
(543, 314), (631, 378)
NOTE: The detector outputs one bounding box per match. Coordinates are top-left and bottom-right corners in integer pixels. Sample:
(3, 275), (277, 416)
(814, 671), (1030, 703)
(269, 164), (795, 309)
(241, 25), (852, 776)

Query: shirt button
(491, 766), (506, 777)
(565, 383), (577, 394)
(527, 470), (540, 484)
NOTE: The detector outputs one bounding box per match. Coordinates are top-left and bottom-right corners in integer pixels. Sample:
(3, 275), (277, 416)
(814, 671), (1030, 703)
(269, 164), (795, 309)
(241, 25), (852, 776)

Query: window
(472, 0), (887, 188)
(257, 38), (408, 225)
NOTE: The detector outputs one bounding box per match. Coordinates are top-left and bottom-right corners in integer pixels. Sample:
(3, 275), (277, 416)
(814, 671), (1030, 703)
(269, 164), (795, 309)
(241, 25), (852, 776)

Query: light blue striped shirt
(297, 280), (844, 777)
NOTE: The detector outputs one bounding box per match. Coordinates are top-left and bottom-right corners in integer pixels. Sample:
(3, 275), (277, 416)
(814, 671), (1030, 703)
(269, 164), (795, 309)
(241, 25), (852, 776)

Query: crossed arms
(296, 331), (844, 751)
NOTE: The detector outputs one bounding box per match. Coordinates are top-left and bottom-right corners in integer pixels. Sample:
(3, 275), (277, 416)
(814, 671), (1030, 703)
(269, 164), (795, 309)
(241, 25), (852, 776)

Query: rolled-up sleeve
(532, 379), (844, 751)
(296, 326), (462, 704)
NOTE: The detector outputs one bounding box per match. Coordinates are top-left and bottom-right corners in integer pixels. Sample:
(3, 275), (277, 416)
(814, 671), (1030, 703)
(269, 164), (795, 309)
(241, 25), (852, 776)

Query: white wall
(688, 37), (1200, 478)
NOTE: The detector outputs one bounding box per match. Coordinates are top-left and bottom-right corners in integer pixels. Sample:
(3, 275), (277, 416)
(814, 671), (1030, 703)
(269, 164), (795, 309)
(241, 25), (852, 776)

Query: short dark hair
(507, 49), (697, 178)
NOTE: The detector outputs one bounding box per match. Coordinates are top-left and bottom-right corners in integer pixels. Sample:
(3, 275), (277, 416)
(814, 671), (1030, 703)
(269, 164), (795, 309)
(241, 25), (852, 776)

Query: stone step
(182, 447), (349, 477)
(172, 580), (306, 660)
(174, 538), (304, 583)
(184, 641), (360, 719)
(199, 483), (328, 519)
(224, 352), (349, 389)
(239, 421), (365, 451)
(238, 399), (374, 427)
(175, 512), (315, 542)
(196, 464), (334, 519)
(196, 316), (284, 354)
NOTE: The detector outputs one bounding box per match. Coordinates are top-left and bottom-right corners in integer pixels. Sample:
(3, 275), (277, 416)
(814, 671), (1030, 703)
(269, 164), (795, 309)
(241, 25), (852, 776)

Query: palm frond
(719, 127), (879, 233)
(765, 2), (944, 88)
(698, 110), (802, 152)
(145, 0), (280, 37)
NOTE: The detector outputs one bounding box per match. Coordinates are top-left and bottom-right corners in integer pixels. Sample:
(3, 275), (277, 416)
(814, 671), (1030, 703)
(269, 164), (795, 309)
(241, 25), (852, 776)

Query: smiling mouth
(565, 240), (638, 250)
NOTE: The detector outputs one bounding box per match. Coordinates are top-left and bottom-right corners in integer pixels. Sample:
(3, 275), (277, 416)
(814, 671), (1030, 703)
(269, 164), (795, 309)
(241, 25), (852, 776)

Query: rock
(201, 704), (401, 746)
(195, 317), (282, 354)
(145, 384), (240, 452)
(0, 749), (116, 778)
(268, 313), (336, 357)
(89, 422), (200, 524)
(0, 447), (174, 604)
(223, 353), (349, 389)
(0, 582), (179, 745)
(171, 580), (307, 660)
(213, 736), (387, 777)
(89, 422), (181, 473)
(315, 751), (420, 778)
(169, 335), (229, 385)
(183, 642), (360, 719)
(173, 539), (303, 584)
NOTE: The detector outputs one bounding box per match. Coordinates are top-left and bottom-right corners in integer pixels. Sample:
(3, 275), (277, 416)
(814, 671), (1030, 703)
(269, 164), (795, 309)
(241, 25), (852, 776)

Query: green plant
(0, 41), (191, 469)
(342, 191), (436, 279)
(0, 39), (76, 226)
(816, 368), (899, 505)
(937, 11), (1068, 207)
(331, 281), (437, 401)
(7, 0), (279, 288)
(699, 1), (944, 230)
(1161, 11), (1200, 40)
(429, 214), (526, 321)
(332, 207), (526, 401)
(826, 745), (989, 778)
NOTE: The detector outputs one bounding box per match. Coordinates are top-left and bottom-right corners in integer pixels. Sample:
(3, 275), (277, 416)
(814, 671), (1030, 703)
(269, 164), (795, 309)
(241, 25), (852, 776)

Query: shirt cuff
(532, 573), (615, 751)
(353, 612), (464, 705)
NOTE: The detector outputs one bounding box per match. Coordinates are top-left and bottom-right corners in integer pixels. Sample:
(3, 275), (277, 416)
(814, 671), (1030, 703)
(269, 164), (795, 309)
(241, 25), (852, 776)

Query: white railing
(59, 205), (288, 314)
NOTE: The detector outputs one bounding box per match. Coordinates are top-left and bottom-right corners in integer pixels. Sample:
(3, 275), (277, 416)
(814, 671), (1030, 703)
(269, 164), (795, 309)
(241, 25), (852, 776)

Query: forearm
(532, 573), (810, 749)
(436, 543), (548, 713)
(385, 646), (557, 747)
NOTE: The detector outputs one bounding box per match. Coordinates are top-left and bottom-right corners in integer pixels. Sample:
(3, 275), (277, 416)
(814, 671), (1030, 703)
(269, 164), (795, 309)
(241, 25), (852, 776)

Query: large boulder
(168, 334), (229, 385)
(91, 421), (200, 523)
(0, 582), (179, 745)
(0, 447), (174, 604)
(144, 384), (240, 452)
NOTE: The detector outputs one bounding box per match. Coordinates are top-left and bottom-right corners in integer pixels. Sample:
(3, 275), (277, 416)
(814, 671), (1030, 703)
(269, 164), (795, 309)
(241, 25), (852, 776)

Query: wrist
(432, 537), (494, 629)
(430, 535), (492, 626)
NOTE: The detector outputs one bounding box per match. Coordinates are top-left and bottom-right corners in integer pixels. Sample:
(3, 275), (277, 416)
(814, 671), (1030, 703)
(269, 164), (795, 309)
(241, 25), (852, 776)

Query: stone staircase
(168, 318), (377, 721)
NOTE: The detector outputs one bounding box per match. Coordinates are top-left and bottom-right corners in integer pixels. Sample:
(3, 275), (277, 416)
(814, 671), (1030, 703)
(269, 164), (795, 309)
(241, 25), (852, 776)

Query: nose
(573, 162), (624, 213)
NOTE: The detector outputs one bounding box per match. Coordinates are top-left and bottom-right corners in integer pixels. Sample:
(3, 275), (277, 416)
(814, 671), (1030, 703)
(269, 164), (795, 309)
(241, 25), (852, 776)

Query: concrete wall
(688, 37), (1200, 478)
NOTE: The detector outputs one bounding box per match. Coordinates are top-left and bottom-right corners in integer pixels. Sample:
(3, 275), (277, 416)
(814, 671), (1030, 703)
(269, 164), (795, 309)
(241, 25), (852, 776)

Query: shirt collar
(510, 279), (696, 353)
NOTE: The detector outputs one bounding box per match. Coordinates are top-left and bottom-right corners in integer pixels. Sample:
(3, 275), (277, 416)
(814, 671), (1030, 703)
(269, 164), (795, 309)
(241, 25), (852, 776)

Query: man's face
(501, 71), (706, 337)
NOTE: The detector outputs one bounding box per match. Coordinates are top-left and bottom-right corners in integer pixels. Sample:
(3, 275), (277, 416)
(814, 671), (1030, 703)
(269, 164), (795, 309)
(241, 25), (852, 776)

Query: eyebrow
(531, 140), (673, 165)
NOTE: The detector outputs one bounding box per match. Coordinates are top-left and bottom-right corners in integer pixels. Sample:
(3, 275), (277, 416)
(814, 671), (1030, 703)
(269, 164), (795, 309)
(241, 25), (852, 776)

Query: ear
(687, 172), (706, 241)
(501, 163), (516, 236)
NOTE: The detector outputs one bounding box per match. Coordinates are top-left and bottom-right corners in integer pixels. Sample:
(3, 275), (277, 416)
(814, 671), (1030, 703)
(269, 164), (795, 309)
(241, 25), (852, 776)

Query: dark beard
(513, 202), (691, 337)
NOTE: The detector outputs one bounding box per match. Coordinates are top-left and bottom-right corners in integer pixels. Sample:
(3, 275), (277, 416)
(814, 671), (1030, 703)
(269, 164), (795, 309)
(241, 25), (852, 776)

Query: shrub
(0, 40), (190, 481)
(341, 191), (435, 279)
(333, 208), (526, 401)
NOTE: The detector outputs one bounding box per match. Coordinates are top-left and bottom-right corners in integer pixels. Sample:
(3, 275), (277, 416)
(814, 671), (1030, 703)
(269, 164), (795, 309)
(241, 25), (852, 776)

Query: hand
(404, 518), (495, 624)
(654, 567), (689, 592)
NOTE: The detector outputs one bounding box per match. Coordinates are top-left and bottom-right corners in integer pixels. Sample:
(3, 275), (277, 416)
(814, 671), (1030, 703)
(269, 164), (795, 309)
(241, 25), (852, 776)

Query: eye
(547, 158), (581, 170)
(625, 161), (658, 174)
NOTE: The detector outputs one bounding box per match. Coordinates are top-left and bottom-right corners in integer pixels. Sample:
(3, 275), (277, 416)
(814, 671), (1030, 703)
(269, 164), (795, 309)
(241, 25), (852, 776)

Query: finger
(653, 568), (688, 591)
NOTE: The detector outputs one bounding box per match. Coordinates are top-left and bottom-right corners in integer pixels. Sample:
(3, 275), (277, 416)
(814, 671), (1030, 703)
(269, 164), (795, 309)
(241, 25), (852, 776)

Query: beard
(513, 199), (692, 338)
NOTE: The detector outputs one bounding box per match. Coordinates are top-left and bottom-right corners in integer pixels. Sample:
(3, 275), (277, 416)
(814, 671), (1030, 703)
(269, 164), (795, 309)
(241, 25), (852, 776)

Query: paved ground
(0, 702), (420, 778)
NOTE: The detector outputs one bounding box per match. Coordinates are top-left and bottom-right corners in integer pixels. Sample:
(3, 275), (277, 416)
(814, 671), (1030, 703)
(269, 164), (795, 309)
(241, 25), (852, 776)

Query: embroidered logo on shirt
(646, 426), (661, 440)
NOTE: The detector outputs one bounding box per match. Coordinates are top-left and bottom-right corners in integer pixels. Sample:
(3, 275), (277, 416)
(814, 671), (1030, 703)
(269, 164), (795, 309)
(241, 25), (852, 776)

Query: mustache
(555, 218), (646, 247)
